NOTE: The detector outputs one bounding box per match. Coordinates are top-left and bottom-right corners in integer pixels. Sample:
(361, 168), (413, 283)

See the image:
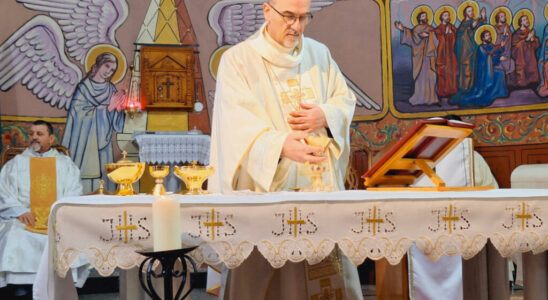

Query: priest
(0, 120), (89, 297)
(209, 0), (362, 299)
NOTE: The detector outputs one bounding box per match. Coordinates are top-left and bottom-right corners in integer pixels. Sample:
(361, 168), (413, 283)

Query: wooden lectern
(362, 119), (493, 299)
(363, 118), (493, 191)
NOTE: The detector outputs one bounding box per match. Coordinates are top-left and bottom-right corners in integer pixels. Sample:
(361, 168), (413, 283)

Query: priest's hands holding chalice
(18, 212), (35, 227)
(283, 103), (328, 163)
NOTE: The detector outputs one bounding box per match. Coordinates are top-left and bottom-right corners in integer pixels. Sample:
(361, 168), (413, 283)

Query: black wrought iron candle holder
(136, 247), (197, 300)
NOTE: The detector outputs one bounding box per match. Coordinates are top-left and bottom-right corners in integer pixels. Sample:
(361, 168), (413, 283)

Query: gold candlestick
(149, 165), (169, 195)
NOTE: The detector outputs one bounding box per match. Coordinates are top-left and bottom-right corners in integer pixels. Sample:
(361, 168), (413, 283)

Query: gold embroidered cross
(115, 211), (137, 243)
(366, 205), (384, 236)
(442, 204), (460, 234)
(516, 202), (532, 231)
(287, 206), (306, 238)
(204, 208), (224, 240)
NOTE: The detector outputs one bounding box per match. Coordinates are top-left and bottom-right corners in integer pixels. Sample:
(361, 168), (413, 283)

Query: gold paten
(105, 151), (145, 195)
(174, 161), (214, 195)
(149, 165), (169, 195)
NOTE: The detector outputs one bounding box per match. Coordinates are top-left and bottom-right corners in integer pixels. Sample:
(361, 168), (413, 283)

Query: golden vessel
(174, 161), (214, 195)
(300, 136), (333, 192)
(105, 151), (145, 195)
(149, 165), (169, 195)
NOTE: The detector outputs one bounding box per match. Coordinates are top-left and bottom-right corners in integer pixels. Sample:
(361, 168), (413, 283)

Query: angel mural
(207, 0), (381, 112)
(0, 0), (129, 194)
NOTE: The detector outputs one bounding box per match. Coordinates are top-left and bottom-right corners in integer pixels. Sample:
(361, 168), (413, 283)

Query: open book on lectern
(362, 118), (494, 191)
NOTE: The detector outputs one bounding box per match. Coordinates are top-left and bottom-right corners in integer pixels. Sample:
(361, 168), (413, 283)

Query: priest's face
(264, 0), (311, 48)
(29, 124), (55, 153)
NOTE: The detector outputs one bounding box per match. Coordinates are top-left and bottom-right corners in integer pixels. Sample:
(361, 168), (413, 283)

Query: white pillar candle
(152, 196), (182, 251)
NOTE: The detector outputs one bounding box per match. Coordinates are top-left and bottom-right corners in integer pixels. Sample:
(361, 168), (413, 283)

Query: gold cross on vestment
(287, 206), (306, 238)
(115, 211), (137, 243)
(516, 202), (532, 231)
(366, 205), (384, 236)
(204, 208), (224, 240)
(442, 204), (460, 234)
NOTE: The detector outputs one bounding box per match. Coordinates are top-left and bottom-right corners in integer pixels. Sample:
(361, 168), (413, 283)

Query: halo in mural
(411, 5), (433, 27)
(85, 44), (127, 84)
(513, 9), (534, 31)
(490, 6), (512, 26)
(545, 3), (548, 21)
(209, 45), (232, 80)
(474, 24), (497, 45)
(434, 5), (456, 26)
(457, 1), (479, 22)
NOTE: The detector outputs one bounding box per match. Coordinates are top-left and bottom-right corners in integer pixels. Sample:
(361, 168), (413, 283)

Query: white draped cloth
(209, 22), (360, 300)
(410, 138), (499, 300)
(0, 148), (89, 287)
(133, 133), (211, 165)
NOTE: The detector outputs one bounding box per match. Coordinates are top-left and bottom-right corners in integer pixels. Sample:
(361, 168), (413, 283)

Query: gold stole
(26, 157), (57, 234)
(306, 249), (345, 300)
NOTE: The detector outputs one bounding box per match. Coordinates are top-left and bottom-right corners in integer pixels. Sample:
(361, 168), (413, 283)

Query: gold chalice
(149, 165), (169, 195)
(300, 136), (333, 192)
(174, 161), (214, 195)
(105, 151), (145, 195)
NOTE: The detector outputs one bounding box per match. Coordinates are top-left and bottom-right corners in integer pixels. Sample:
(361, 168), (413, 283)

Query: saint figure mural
(451, 25), (508, 107)
(62, 46), (127, 194)
(395, 5), (439, 106)
(433, 6), (458, 98)
(538, 4), (548, 96)
(510, 9), (540, 90)
(491, 7), (515, 77)
(455, 1), (486, 92)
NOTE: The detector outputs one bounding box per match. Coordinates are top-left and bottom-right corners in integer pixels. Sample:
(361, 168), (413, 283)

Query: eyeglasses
(269, 4), (313, 25)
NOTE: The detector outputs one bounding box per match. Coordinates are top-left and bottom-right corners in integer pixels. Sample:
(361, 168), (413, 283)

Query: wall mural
(0, 0), (546, 161)
(0, 0), (129, 193)
(390, 0), (548, 117)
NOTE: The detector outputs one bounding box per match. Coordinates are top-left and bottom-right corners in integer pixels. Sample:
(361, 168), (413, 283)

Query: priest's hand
(288, 103), (328, 133)
(281, 132), (326, 164)
(18, 212), (35, 227)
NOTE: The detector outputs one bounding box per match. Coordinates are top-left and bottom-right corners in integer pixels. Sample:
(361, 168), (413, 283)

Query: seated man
(0, 120), (87, 297)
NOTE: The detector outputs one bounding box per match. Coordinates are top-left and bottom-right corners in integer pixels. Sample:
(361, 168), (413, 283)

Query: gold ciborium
(149, 165), (169, 195)
(105, 151), (145, 195)
(174, 161), (214, 195)
(300, 136), (333, 192)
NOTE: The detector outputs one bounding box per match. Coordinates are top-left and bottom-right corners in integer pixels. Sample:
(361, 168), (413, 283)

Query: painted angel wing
(344, 75), (381, 111)
(209, 0), (264, 46)
(0, 15), (82, 110)
(209, 0), (338, 46)
(17, 0), (128, 63)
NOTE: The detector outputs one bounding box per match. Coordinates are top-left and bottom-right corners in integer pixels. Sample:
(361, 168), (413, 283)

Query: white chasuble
(0, 148), (88, 287)
(209, 23), (361, 300)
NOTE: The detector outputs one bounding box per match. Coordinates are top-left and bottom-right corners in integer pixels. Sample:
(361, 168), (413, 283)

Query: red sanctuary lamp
(124, 64), (142, 119)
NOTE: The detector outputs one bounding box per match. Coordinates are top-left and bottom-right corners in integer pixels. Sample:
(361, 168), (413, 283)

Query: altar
(35, 189), (548, 299)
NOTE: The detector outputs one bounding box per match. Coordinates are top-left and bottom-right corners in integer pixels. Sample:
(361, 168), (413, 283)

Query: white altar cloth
(133, 133), (210, 165)
(37, 189), (548, 299)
